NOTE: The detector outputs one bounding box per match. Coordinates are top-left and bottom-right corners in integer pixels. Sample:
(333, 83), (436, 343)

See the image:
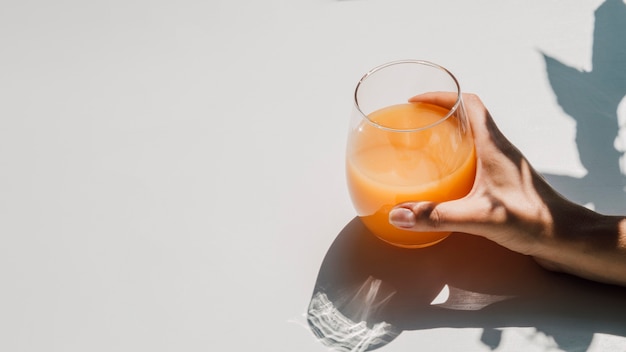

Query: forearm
(533, 201), (626, 286)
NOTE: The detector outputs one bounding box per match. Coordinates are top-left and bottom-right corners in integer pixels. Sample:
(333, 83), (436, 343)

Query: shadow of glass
(541, 0), (626, 215)
(308, 217), (626, 351)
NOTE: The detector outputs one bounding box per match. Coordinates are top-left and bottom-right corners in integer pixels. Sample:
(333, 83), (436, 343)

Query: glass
(346, 60), (476, 248)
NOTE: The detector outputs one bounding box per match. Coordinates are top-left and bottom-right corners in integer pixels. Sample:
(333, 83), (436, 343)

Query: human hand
(388, 92), (626, 285)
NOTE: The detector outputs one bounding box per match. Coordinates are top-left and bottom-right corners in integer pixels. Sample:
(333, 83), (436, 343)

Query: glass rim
(354, 59), (462, 133)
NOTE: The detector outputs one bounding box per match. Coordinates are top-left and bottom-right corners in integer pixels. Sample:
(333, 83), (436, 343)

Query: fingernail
(389, 208), (416, 228)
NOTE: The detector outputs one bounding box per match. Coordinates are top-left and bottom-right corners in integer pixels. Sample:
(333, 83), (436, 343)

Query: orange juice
(346, 102), (476, 248)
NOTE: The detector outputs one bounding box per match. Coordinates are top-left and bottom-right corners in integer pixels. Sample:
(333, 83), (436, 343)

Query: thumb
(389, 198), (489, 234)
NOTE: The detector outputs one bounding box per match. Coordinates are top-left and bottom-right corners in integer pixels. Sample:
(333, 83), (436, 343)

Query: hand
(388, 92), (626, 286)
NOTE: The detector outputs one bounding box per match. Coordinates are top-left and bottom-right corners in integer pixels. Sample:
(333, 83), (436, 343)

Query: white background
(1, 0), (625, 351)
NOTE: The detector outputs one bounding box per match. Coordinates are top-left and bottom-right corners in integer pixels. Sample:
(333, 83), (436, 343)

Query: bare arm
(389, 92), (626, 286)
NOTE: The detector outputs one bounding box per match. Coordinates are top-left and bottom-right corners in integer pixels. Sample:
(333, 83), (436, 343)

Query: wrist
(533, 202), (626, 286)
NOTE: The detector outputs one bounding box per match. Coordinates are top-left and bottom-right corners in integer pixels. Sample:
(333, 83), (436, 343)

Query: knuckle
(463, 92), (478, 102)
(463, 93), (484, 107)
(428, 207), (444, 229)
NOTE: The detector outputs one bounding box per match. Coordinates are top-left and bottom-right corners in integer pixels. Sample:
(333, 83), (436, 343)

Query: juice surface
(346, 102), (476, 247)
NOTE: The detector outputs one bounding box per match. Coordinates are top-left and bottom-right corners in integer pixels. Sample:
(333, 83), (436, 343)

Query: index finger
(408, 91), (461, 110)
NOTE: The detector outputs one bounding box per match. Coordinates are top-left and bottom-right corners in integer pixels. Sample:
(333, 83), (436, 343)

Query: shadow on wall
(542, 0), (626, 215)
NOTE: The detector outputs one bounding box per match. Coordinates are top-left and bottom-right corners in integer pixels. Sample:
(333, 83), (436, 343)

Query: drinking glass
(346, 60), (476, 248)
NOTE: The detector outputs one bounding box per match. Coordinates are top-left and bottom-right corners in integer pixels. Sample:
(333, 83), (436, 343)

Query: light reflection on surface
(430, 284), (514, 311)
(307, 275), (517, 351)
(307, 276), (399, 352)
(308, 292), (397, 352)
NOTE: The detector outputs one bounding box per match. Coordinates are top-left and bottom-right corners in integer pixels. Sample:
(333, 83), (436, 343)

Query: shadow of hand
(308, 218), (626, 351)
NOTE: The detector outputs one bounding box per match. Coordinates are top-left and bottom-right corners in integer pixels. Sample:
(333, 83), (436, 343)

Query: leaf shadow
(541, 0), (626, 215)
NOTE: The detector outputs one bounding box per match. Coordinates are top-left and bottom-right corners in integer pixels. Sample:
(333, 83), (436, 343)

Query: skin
(389, 92), (626, 287)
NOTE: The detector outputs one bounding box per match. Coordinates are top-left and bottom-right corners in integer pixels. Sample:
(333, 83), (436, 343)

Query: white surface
(1, 0), (625, 351)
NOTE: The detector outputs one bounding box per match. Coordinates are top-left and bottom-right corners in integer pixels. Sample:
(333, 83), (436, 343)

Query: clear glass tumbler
(346, 60), (476, 248)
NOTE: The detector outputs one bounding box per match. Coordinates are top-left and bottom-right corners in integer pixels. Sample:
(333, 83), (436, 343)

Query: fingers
(410, 92), (489, 132)
(409, 92), (460, 110)
(412, 92), (510, 152)
(389, 198), (493, 235)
